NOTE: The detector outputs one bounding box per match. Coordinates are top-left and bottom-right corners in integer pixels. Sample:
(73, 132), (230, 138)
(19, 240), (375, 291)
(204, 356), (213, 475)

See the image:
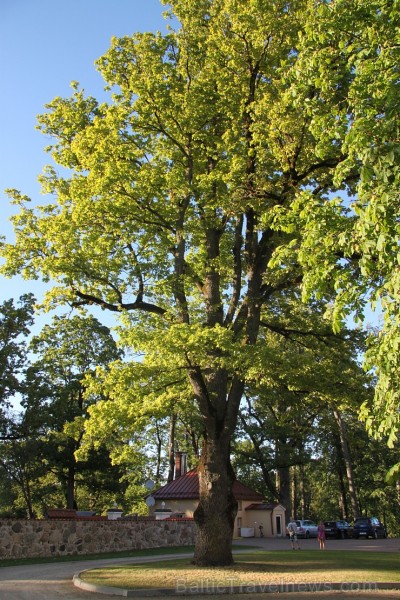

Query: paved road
(0, 537), (399, 600)
(235, 535), (400, 552)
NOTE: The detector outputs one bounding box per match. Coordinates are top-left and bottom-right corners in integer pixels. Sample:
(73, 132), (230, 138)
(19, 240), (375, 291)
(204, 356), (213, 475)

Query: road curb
(73, 573), (400, 598)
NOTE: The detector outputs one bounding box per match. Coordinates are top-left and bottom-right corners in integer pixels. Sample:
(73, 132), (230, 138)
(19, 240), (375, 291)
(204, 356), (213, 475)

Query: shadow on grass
(234, 550), (400, 574)
(79, 550), (400, 590)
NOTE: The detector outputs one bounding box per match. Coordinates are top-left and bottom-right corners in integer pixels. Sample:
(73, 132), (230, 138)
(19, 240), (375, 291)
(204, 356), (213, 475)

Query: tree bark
(193, 436), (238, 566)
(333, 409), (359, 520)
(167, 415), (176, 483)
(337, 470), (349, 520)
(290, 467), (297, 520)
(298, 463), (307, 519)
(155, 421), (163, 483)
(275, 438), (293, 520)
(66, 441), (77, 510)
(190, 371), (243, 566)
(276, 465), (291, 519)
(21, 471), (35, 519)
(333, 431), (349, 520)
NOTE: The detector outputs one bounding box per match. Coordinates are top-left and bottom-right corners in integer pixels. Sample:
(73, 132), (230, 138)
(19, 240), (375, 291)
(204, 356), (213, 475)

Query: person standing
(317, 520), (326, 550)
(287, 519), (300, 550)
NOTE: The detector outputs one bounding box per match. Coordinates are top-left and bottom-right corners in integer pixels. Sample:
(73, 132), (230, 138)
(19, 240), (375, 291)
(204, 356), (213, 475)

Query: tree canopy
(1, 0), (399, 564)
(288, 0), (400, 450)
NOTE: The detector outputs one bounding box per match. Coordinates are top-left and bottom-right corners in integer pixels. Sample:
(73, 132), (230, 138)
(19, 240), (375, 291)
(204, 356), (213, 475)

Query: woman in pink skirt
(317, 521), (326, 550)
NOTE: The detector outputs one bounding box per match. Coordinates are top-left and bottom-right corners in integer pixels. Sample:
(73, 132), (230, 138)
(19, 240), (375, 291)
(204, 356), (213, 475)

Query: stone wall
(0, 518), (196, 559)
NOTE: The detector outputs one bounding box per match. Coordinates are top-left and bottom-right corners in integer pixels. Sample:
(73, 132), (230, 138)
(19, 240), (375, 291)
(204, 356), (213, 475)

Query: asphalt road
(0, 537), (399, 600)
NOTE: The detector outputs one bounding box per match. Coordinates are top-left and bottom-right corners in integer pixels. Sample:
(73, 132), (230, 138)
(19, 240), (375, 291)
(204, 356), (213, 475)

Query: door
(237, 517), (242, 537)
(275, 515), (282, 537)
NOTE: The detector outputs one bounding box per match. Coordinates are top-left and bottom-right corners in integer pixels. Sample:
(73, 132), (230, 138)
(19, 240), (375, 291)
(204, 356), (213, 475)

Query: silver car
(287, 519), (318, 538)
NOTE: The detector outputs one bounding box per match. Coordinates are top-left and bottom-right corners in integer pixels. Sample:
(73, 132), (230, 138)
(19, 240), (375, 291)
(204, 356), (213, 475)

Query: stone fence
(0, 518), (196, 559)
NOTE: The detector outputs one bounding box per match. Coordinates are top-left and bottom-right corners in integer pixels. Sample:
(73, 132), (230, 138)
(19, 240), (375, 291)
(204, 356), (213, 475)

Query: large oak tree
(1, 0), (398, 564)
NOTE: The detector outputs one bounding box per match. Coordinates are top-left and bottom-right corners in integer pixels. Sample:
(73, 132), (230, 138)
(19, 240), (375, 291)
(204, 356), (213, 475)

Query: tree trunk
(290, 466), (297, 520)
(276, 465), (291, 519)
(167, 414), (176, 483)
(337, 472), (348, 520)
(66, 438), (77, 509)
(275, 436), (292, 519)
(66, 462), (76, 509)
(298, 464), (307, 519)
(190, 371), (243, 566)
(333, 409), (359, 520)
(333, 431), (349, 520)
(21, 472), (35, 519)
(193, 436), (237, 566)
(154, 421), (163, 483)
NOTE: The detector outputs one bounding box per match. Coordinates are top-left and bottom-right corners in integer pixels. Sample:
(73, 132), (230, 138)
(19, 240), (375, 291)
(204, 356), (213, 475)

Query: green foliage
(289, 0), (400, 442)
(0, 294), (35, 432)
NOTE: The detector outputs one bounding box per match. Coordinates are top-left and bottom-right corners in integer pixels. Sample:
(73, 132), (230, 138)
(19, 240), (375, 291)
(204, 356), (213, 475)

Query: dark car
(352, 517), (387, 539)
(324, 520), (353, 539)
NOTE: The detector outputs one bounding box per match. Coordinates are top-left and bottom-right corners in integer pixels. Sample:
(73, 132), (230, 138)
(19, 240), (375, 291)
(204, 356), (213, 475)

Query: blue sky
(0, 1), (381, 334)
(0, 0), (168, 315)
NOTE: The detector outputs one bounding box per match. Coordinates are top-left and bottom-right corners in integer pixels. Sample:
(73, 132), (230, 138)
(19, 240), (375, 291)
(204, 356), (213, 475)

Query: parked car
(286, 519), (318, 538)
(324, 520), (353, 539)
(352, 517), (387, 539)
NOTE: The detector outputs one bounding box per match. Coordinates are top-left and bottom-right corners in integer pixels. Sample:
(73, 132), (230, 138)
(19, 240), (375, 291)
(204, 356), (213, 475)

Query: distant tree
(0, 435), (47, 518)
(21, 314), (122, 509)
(235, 294), (373, 520)
(310, 412), (400, 535)
(0, 294), (35, 438)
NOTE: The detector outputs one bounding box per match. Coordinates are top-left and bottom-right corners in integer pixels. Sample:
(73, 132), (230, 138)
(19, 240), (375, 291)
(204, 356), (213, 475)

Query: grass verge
(0, 545), (195, 568)
(79, 550), (400, 590)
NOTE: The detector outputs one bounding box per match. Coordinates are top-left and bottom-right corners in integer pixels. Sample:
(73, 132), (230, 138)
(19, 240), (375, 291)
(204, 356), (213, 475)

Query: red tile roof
(233, 480), (265, 501)
(152, 468), (264, 501)
(245, 502), (283, 511)
(47, 509), (77, 519)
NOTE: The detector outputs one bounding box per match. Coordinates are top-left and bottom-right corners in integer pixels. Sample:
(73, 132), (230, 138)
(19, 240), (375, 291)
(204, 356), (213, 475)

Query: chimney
(181, 452), (187, 475)
(175, 451), (182, 479)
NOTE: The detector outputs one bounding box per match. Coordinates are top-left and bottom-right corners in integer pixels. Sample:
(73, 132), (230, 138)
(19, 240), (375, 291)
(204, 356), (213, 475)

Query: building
(244, 502), (286, 538)
(148, 456), (285, 538)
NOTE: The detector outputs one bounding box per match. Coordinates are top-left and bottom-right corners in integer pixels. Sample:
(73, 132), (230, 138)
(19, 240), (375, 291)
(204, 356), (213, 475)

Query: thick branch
(259, 321), (339, 346)
(72, 288), (166, 315)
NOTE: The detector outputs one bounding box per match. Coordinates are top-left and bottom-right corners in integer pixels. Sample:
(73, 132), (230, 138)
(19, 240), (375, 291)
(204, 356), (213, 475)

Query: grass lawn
(79, 550), (400, 591)
(0, 545), (196, 568)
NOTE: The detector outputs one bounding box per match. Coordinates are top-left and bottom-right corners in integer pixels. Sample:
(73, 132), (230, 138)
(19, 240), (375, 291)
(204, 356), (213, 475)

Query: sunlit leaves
(2, 1), (400, 477)
(286, 0), (400, 445)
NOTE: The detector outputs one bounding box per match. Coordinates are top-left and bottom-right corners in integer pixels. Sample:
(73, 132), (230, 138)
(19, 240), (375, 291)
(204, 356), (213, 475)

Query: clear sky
(0, 1), (380, 334)
(0, 0), (168, 314)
